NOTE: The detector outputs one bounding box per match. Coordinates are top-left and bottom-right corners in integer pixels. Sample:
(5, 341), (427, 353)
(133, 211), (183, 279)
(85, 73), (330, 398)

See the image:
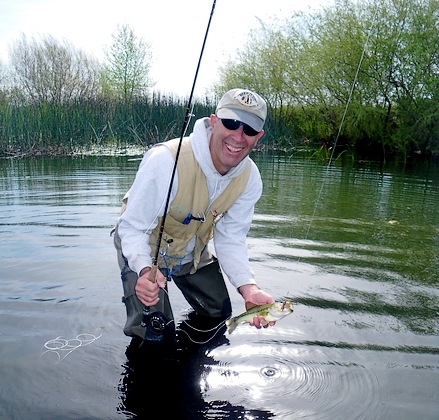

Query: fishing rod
(141, 0), (217, 340)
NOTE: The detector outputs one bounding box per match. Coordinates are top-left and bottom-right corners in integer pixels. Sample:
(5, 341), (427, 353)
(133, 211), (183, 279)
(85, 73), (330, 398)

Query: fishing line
(178, 325), (226, 345)
(299, 3), (379, 252)
(41, 333), (102, 363)
(178, 319), (227, 345)
(157, 287), (224, 345)
(181, 319), (226, 333)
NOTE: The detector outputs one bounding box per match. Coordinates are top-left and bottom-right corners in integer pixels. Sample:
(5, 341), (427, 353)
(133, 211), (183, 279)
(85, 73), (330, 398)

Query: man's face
(209, 115), (264, 175)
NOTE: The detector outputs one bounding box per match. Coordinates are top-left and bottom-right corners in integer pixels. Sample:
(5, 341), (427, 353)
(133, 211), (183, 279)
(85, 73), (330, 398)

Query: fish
(225, 300), (294, 334)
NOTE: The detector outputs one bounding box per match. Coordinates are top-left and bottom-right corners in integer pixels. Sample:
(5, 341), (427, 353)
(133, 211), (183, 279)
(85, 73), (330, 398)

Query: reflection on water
(118, 318), (276, 419)
(0, 154), (438, 419)
(203, 338), (382, 419)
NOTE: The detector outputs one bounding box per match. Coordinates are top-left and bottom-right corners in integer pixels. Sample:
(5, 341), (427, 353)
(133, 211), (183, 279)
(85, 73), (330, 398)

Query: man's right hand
(135, 266), (166, 306)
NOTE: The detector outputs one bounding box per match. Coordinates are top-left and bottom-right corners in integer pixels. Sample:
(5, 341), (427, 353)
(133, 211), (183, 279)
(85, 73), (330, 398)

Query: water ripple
(201, 341), (382, 419)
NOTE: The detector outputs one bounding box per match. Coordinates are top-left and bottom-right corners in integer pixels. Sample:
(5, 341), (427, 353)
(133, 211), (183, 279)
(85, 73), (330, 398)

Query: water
(0, 154), (438, 419)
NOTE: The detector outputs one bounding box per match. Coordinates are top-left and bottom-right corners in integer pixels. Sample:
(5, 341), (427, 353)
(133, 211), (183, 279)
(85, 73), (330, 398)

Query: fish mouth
(281, 301), (293, 311)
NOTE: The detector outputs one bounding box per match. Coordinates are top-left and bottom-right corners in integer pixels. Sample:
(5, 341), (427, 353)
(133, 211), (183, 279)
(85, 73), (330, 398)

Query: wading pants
(113, 223), (232, 340)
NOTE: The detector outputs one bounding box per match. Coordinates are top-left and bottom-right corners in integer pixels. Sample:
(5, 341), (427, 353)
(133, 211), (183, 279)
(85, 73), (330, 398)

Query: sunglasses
(220, 118), (260, 137)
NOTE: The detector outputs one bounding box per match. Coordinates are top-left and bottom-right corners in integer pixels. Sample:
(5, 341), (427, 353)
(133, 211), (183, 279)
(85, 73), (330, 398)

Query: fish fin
(260, 318), (269, 327)
(225, 318), (238, 334)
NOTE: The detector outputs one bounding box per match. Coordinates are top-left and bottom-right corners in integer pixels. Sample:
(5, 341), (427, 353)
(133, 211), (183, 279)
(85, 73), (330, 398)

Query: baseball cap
(215, 88), (267, 132)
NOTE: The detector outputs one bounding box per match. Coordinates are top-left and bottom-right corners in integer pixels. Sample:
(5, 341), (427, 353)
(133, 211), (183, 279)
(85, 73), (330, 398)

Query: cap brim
(216, 108), (264, 132)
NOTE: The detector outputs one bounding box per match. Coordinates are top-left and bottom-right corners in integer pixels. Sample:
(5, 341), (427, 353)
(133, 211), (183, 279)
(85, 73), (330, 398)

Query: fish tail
(225, 317), (238, 334)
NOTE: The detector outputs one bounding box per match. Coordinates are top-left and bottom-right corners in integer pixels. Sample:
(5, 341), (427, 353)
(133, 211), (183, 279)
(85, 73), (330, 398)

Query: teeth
(226, 144), (243, 153)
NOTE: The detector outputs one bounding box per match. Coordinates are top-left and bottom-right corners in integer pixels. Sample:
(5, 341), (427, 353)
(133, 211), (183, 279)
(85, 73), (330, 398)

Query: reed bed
(0, 95), (436, 162)
(0, 95), (214, 157)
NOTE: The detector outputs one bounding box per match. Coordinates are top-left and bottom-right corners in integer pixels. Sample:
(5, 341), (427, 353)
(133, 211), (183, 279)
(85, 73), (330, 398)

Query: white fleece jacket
(117, 117), (263, 289)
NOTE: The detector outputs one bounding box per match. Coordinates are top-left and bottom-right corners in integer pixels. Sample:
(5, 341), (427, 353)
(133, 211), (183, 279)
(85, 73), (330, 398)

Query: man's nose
(232, 125), (245, 141)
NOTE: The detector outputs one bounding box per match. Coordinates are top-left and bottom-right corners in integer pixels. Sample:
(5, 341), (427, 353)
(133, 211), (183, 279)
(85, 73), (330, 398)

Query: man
(114, 88), (275, 344)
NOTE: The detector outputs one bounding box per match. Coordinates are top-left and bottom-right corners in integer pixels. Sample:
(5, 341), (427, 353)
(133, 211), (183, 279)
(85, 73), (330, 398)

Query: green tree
(101, 24), (154, 103)
(217, 0), (439, 161)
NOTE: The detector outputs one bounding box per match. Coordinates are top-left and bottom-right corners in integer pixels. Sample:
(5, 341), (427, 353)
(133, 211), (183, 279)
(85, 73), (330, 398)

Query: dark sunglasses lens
(221, 119), (259, 136)
(242, 125), (259, 136)
(221, 119), (240, 131)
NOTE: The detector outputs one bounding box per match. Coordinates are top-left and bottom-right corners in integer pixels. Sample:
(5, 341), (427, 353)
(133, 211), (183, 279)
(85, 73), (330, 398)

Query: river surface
(1, 153), (438, 419)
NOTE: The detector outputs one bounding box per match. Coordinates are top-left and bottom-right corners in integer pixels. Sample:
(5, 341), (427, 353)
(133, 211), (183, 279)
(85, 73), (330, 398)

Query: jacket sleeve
(212, 162), (263, 289)
(117, 146), (176, 275)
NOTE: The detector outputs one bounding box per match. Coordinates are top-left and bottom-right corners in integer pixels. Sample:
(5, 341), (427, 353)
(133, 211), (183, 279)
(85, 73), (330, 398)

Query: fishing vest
(122, 137), (251, 273)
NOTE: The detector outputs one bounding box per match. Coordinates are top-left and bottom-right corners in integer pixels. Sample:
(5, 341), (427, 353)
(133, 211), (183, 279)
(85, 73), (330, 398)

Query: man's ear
(256, 129), (265, 142)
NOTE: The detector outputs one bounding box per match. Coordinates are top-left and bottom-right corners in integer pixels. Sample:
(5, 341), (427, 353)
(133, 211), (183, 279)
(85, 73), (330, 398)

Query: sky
(0, 0), (330, 97)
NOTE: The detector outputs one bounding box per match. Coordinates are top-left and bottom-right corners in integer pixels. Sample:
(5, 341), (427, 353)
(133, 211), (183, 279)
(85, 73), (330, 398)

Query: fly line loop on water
(41, 333), (102, 363)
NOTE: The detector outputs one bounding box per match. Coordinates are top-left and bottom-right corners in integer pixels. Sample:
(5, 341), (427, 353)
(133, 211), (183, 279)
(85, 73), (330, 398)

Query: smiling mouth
(226, 143), (244, 153)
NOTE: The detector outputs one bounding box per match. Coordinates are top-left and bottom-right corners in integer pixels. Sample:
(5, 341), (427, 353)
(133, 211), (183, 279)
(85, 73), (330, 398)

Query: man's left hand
(238, 284), (276, 329)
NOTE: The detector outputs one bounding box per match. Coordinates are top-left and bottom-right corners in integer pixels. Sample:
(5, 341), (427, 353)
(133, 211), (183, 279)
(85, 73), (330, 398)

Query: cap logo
(234, 91), (259, 108)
